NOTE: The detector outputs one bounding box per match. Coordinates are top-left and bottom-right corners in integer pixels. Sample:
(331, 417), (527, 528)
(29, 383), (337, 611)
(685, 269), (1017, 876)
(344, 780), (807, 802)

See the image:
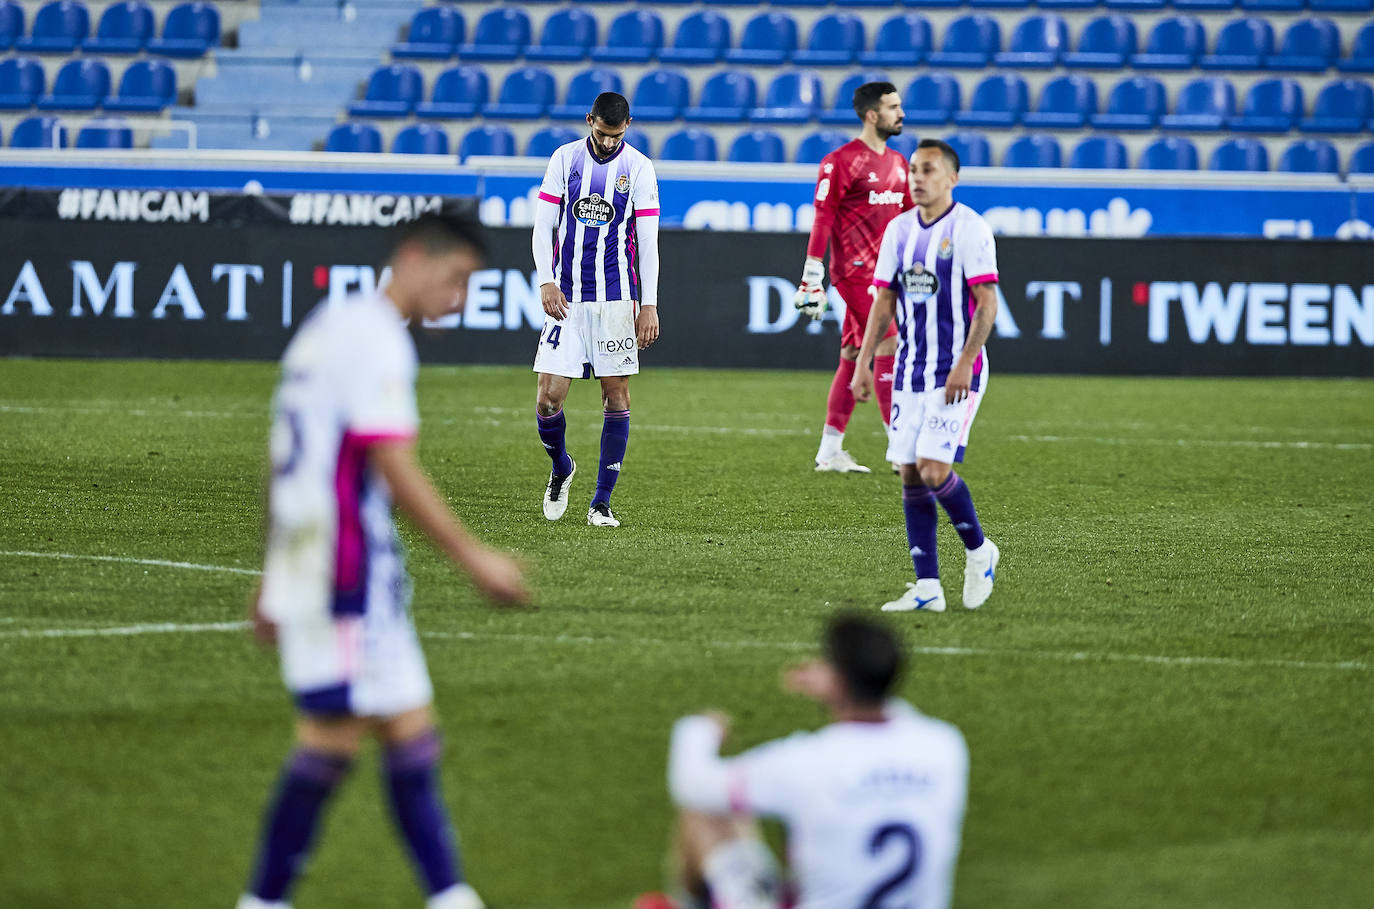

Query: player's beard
(878, 120), (903, 140)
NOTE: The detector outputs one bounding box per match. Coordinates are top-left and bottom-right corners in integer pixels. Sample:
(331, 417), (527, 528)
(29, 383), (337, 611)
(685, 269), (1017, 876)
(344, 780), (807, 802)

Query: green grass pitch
(1, 358), (1371, 909)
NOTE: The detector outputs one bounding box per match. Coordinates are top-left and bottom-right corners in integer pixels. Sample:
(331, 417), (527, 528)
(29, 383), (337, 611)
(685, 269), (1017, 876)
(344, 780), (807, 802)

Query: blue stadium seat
(459, 8), (530, 62)
(1002, 133), (1061, 167)
(527, 125), (581, 158)
(859, 14), (929, 67)
(955, 73), (1027, 127)
(416, 65), (487, 119)
(0, 1), (22, 52)
(684, 70), (756, 122)
(1348, 142), (1374, 174)
(1139, 136), (1199, 170)
(395, 123), (450, 156)
(1105, 0), (1166, 9)
(485, 66), (556, 119)
(888, 132), (918, 160)
(1023, 74), (1096, 128)
(928, 15), (1000, 68)
(728, 129), (785, 164)
(943, 131), (990, 167)
(1200, 17), (1272, 70)
(623, 127), (650, 156)
(10, 114), (65, 147)
(1160, 77), (1236, 131)
(1209, 137), (1269, 170)
(1174, 0), (1236, 9)
(1063, 15), (1135, 69)
(1092, 76), (1167, 130)
(752, 70), (823, 124)
(1132, 17), (1204, 70)
(76, 116), (131, 148)
(995, 14), (1067, 69)
(839, 0), (905, 6)
(725, 12), (797, 66)
(393, 6), (464, 60)
(901, 0), (959, 8)
(903, 72), (960, 125)
(1240, 0), (1301, 10)
(1311, 0), (1371, 9)
(631, 68), (689, 121)
(550, 67), (621, 120)
(103, 58), (175, 112)
(1070, 135), (1128, 169)
(820, 70), (889, 125)
(1336, 22), (1374, 74)
(36, 58), (109, 110)
(349, 64), (423, 118)
(1278, 138), (1339, 173)
(660, 11), (729, 65)
(660, 127), (717, 162)
(146, 2), (218, 58)
(1301, 80), (1374, 132)
(1230, 78), (1304, 132)
(796, 129), (852, 164)
(0, 57), (44, 109)
(970, 0), (1034, 8)
(526, 8), (595, 63)
(795, 13), (864, 66)
(1266, 19), (1338, 73)
(1037, 0), (1096, 8)
(458, 124), (514, 160)
(592, 10), (662, 64)
(325, 121), (382, 154)
(16, 0), (89, 54)
(82, 1), (151, 54)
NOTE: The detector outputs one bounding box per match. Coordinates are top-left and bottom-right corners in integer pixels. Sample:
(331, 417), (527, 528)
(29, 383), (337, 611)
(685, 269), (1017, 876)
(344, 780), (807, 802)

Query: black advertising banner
(1, 218), (1371, 376)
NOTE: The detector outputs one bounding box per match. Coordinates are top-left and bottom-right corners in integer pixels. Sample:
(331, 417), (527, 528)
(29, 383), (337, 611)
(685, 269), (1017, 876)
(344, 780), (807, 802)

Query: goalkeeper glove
(793, 259), (827, 321)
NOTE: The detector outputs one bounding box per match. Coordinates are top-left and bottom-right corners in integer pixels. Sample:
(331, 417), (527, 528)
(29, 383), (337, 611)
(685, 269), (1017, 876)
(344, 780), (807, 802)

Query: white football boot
(235, 896), (290, 909)
(881, 578), (947, 613)
(542, 458), (576, 521)
(814, 450), (872, 473)
(963, 539), (1000, 609)
(587, 502), (620, 527)
(427, 883), (486, 909)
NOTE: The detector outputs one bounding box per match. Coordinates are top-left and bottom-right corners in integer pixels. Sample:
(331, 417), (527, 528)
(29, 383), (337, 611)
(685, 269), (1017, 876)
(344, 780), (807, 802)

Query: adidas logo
(541, 442), (555, 450)
(941, 441), (953, 449)
(955, 522), (972, 530)
(909, 545), (924, 556)
(607, 462), (622, 472)
(620, 356), (634, 366)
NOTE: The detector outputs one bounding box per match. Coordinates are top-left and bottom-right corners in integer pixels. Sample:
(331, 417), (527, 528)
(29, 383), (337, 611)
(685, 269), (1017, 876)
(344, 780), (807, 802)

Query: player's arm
(369, 440), (528, 605)
(795, 159), (841, 320)
(851, 286), (896, 403)
(634, 205), (660, 348)
(668, 714), (734, 813)
(532, 193), (567, 320)
(944, 281), (997, 405)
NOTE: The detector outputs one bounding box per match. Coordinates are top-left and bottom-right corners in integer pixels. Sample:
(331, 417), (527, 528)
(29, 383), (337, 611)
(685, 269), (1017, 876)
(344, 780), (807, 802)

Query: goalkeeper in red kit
(796, 81), (909, 473)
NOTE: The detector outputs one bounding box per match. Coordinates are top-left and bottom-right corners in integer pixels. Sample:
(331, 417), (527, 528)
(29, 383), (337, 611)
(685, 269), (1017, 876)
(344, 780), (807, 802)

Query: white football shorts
(277, 603), (433, 718)
(886, 384), (985, 466)
(533, 298), (639, 379)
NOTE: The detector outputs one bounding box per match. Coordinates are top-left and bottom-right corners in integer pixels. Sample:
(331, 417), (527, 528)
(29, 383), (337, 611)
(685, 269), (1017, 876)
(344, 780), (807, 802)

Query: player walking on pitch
(852, 140), (1001, 613)
(654, 614), (969, 909)
(532, 92), (660, 527)
(238, 213), (528, 909)
(795, 82), (910, 473)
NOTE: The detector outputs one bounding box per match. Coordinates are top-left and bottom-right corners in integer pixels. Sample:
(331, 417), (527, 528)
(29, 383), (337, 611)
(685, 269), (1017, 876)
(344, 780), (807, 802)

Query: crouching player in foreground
(652, 615), (969, 909)
(852, 140), (1001, 613)
(238, 213), (529, 909)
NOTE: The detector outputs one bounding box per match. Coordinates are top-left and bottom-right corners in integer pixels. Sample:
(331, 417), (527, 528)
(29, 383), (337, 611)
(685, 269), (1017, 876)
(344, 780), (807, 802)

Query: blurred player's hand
(850, 361), (875, 403)
(636, 305), (659, 349)
(468, 547), (530, 606)
(945, 359), (973, 405)
(793, 258), (828, 320)
(249, 582), (278, 646)
(540, 282), (569, 320)
(784, 659), (841, 703)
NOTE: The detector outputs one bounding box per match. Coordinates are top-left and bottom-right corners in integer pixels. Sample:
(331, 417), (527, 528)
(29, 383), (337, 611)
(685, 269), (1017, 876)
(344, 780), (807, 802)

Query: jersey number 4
(542, 324), (562, 349)
(862, 822), (922, 908)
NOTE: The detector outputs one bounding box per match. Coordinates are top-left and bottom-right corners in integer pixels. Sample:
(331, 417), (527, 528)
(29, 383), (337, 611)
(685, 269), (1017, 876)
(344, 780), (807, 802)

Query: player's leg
(873, 334), (898, 472)
(536, 371), (577, 520)
(673, 811), (783, 909)
(588, 375), (630, 527)
(880, 391), (946, 613)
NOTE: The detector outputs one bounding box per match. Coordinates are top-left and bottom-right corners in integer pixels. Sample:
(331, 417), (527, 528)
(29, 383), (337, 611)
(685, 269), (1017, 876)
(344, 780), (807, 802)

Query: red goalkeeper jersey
(806, 139), (910, 284)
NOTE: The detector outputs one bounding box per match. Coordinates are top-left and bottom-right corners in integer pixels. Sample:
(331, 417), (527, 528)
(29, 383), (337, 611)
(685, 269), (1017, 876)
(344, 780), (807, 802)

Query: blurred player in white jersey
(532, 91), (660, 527)
(651, 614), (969, 909)
(237, 213), (528, 909)
(853, 140), (1001, 613)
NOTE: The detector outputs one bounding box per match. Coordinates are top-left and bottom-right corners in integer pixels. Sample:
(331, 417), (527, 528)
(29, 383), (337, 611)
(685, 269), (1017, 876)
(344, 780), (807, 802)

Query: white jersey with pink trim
(260, 291), (418, 626)
(872, 202), (999, 394)
(536, 138), (659, 304)
(670, 701), (969, 909)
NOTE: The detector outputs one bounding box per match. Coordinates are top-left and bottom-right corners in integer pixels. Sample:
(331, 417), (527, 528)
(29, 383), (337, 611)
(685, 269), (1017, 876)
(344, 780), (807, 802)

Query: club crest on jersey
(615, 174), (630, 194)
(937, 237), (954, 259)
(902, 262), (940, 301)
(573, 193), (614, 227)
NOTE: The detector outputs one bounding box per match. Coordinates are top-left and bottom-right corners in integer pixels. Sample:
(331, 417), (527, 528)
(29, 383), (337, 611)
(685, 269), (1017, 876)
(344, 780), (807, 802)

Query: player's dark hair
(824, 614), (904, 706)
(392, 211), (489, 261)
(853, 81), (899, 119)
(590, 91), (631, 127)
(917, 138), (960, 173)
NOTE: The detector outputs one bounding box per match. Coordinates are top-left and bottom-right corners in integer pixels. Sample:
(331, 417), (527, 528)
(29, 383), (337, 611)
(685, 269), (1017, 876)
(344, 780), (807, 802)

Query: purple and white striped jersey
(536, 138), (660, 305)
(872, 202), (999, 394)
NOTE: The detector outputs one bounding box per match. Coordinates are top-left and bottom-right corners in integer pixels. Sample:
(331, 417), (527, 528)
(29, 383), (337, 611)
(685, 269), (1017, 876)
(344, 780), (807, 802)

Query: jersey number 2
(861, 822), (922, 908)
(543, 324), (562, 349)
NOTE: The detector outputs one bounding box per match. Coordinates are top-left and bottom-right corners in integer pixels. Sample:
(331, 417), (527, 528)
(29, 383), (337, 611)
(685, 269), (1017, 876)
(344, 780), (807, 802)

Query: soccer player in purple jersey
(531, 92), (661, 528)
(852, 140), (1001, 613)
(237, 214), (528, 909)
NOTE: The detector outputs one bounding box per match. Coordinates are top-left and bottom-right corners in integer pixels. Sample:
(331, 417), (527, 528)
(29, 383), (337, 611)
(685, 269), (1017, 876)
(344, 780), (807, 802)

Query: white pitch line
(0, 550), (262, 576)
(1006, 434), (1372, 452)
(0, 621), (249, 640)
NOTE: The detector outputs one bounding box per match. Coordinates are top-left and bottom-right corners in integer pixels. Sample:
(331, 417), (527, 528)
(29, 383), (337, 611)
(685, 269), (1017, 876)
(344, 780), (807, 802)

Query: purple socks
(384, 730), (463, 896)
(537, 409), (573, 476)
(933, 472), (986, 550)
(593, 410), (630, 507)
(248, 748), (353, 901)
(902, 484), (940, 579)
